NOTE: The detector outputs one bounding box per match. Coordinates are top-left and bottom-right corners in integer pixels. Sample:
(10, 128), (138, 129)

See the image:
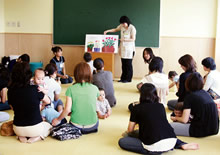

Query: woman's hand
(62, 75), (68, 79)
(171, 116), (177, 122)
(52, 118), (60, 126)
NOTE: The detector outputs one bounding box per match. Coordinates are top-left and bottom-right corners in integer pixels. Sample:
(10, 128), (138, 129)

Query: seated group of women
(121, 48), (219, 154)
(1, 47), (219, 154)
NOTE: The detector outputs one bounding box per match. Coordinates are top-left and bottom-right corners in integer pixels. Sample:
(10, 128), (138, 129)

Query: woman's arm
(41, 94), (51, 105)
(127, 121), (136, 133)
(52, 96), (72, 126)
(1, 88), (7, 103)
(54, 93), (60, 101)
(172, 109), (191, 123)
(62, 63), (68, 79)
(203, 74), (213, 91)
(104, 28), (119, 35)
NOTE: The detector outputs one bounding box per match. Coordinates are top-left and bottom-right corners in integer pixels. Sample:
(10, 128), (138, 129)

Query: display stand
(90, 52), (115, 77)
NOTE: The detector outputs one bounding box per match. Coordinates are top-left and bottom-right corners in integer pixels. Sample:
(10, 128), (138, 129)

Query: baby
(32, 68), (48, 95)
(168, 71), (179, 92)
(32, 68), (66, 125)
(170, 102), (192, 122)
(96, 88), (112, 119)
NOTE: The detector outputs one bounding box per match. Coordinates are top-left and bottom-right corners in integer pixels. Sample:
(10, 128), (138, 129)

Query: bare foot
(27, 136), (42, 144)
(18, 136), (28, 143)
(181, 143), (199, 150)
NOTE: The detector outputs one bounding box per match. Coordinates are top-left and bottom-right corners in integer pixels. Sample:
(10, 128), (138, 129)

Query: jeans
(118, 136), (187, 154)
(170, 122), (190, 136)
(71, 121), (99, 134)
(118, 137), (162, 154)
(0, 101), (11, 111)
(0, 111), (10, 122)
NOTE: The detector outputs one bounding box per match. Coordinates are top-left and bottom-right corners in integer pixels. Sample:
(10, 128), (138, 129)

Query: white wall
(0, 0), (5, 33)
(4, 0), (52, 33)
(215, 0), (220, 70)
(3, 0), (218, 38)
(160, 0), (217, 37)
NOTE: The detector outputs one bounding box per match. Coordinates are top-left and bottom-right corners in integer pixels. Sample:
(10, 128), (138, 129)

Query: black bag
(51, 123), (82, 141)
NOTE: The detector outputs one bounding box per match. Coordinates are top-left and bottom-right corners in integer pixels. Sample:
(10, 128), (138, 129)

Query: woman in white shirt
(202, 57), (220, 99)
(104, 16), (136, 83)
(137, 57), (168, 105)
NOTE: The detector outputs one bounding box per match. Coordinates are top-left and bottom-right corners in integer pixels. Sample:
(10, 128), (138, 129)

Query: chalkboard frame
(53, 0), (160, 47)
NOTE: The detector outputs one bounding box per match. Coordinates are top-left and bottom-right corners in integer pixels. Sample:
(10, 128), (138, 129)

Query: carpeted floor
(0, 79), (219, 155)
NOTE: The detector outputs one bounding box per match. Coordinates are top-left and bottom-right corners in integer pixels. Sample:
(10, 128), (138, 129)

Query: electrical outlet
(11, 22), (16, 27)
(17, 21), (20, 27)
(6, 22), (11, 27)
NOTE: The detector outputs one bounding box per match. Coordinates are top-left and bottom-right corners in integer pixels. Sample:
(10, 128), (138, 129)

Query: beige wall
(0, 0), (5, 58)
(4, 0), (52, 33)
(0, 0), (4, 33)
(215, 0), (220, 70)
(2, 0), (218, 78)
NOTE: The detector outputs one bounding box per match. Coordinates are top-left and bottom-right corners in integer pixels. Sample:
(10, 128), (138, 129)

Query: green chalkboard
(53, 0), (160, 47)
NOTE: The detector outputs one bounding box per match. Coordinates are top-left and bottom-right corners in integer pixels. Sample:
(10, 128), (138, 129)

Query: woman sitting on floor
(8, 62), (52, 143)
(170, 72), (219, 137)
(136, 57), (168, 105)
(119, 83), (199, 154)
(201, 57), (220, 99)
(52, 62), (99, 134)
(167, 54), (197, 111)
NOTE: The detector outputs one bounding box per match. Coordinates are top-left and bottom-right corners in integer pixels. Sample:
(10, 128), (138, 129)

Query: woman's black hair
(45, 63), (57, 77)
(9, 62), (32, 88)
(119, 16), (131, 27)
(139, 83), (159, 103)
(18, 54), (30, 63)
(149, 57), (163, 73)
(0, 64), (10, 84)
(51, 46), (62, 53)
(185, 72), (204, 92)
(93, 58), (104, 70)
(143, 48), (155, 64)
(83, 52), (92, 62)
(201, 57), (216, 70)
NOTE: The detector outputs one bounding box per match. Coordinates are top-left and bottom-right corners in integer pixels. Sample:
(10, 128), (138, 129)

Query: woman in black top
(119, 83), (199, 154)
(170, 72), (219, 137)
(8, 62), (52, 143)
(167, 54), (197, 110)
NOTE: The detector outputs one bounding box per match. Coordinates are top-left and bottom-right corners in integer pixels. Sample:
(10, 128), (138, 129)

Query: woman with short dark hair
(92, 58), (116, 107)
(8, 62), (51, 143)
(170, 72), (219, 137)
(201, 57), (220, 99)
(136, 57), (168, 105)
(104, 16), (136, 83)
(52, 62), (99, 134)
(167, 54), (197, 110)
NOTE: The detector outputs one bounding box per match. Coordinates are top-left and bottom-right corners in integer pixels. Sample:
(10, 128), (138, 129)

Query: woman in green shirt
(52, 62), (99, 134)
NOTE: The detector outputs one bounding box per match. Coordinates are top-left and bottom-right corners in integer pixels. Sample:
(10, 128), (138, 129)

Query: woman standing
(52, 62), (99, 134)
(170, 72), (219, 137)
(104, 16), (136, 83)
(8, 62), (51, 143)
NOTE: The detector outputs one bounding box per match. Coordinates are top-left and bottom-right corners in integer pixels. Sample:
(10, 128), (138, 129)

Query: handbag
(207, 88), (220, 100)
(0, 120), (15, 136)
